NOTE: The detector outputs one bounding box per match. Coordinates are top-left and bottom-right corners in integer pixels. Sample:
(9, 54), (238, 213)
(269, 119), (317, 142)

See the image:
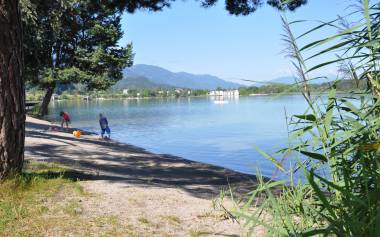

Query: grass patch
(0, 162), (157, 236)
(138, 217), (150, 224)
(25, 161), (70, 174)
(63, 202), (83, 216)
(94, 215), (119, 227)
(197, 211), (229, 221)
(0, 162), (134, 236)
(188, 228), (210, 237)
(0, 161), (138, 236)
(0, 161), (85, 236)
(162, 215), (181, 224)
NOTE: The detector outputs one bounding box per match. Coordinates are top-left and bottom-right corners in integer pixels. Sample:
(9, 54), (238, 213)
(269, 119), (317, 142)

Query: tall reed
(231, 1), (380, 236)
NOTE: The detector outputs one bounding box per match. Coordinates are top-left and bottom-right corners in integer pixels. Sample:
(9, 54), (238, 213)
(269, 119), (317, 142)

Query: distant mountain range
(113, 76), (172, 90)
(114, 64), (337, 90)
(115, 64), (243, 90)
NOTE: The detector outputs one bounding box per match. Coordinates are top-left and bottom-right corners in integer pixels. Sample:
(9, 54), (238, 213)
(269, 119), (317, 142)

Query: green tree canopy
(21, 0), (134, 115)
(114, 0), (307, 15)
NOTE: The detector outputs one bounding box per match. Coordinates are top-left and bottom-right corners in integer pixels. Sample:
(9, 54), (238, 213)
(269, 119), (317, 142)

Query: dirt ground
(25, 116), (263, 236)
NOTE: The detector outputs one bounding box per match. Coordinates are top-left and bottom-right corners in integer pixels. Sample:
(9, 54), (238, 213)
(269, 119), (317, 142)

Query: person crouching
(60, 111), (71, 128)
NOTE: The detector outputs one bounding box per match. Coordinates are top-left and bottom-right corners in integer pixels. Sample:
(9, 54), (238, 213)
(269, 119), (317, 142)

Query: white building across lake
(209, 90), (239, 98)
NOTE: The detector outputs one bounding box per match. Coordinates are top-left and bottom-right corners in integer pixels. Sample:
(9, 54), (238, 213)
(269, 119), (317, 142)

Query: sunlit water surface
(47, 95), (311, 179)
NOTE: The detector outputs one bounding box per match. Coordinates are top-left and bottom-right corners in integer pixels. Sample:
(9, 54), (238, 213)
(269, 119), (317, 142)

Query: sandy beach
(25, 116), (261, 236)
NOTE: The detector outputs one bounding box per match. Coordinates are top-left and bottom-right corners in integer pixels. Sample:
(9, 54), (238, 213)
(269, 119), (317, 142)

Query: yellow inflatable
(73, 130), (81, 138)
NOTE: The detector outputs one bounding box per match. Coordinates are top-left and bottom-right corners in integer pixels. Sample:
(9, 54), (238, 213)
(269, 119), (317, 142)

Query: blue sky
(120, 0), (350, 83)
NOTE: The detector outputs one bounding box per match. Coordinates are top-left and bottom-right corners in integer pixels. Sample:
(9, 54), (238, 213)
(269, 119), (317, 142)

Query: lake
(46, 95), (310, 179)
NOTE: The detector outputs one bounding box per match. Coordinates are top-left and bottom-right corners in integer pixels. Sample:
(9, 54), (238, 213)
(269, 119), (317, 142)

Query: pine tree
(22, 0), (134, 116)
(0, 0), (25, 179)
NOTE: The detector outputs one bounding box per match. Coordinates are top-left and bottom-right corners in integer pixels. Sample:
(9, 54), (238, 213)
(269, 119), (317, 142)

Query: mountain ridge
(118, 64), (243, 90)
(116, 64), (337, 90)
(113, 75), (173, 90)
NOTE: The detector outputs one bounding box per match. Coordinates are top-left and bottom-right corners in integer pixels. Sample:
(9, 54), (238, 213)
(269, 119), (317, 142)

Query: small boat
(213, 100), (229, 104)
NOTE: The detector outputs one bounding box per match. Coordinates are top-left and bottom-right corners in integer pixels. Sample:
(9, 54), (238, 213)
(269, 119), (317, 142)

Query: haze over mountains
(115, 64), (243, 90)
(114, 64), (337, 90)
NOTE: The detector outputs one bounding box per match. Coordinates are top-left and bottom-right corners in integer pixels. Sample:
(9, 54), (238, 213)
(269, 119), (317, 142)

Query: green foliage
(239, 83), (299, 95)
(20, 0), (134, 113)
(85, 0), (308, 16)
(28, 104), (42, 118)
(238, 79), (367, 96)
(192, 89), (209, 96)
(26, 89), (45, 101)
(203, 0), (307, 15)
(33, 87), (208, 100)
(231, 1), (380, 236)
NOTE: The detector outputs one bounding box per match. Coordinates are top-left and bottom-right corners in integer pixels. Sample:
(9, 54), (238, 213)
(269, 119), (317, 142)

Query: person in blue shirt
(99, 113), (111, 139)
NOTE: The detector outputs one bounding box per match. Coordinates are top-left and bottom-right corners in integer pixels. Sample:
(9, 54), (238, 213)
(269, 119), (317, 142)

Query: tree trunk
(39, 85), (55, 116)
(0, 0), (25, 179)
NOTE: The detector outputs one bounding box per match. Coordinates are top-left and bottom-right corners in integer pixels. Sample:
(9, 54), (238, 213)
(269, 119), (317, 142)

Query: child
(99, 113), (111, 139)
(60, 111), (71, 128)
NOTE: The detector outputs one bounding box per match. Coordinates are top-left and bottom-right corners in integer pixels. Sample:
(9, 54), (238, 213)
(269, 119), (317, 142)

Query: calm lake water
(46, 95), (310, 179)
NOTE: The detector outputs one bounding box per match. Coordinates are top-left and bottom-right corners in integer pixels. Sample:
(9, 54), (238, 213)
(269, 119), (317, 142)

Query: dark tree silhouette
(22, 1), (134, 116)
(0, 0), (25, 179)
(118, 0), (308, 15)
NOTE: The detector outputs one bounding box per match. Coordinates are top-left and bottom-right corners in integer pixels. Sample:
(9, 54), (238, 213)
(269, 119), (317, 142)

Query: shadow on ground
(26, 120), (260, 199)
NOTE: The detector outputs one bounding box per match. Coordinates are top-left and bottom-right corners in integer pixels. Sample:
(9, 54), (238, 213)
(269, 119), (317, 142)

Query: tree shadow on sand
(25, 120), (265, 200)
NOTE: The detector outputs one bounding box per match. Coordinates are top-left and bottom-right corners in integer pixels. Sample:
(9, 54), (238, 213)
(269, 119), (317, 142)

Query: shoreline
(25, 116), (259, 198)
(28, 114), (264, 180)
(24, 116), (259, 236)
(27, 91), (356, 105)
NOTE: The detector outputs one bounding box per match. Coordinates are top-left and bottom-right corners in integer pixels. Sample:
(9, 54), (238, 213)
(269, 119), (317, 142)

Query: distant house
(209, 89), (239, 98)
(83, 95), (91, 101)
(122, 89), (129, 95)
